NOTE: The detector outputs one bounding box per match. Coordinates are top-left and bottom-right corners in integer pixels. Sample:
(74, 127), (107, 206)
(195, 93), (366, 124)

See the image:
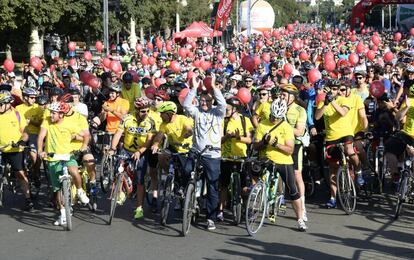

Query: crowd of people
(1, 23), (414, 232)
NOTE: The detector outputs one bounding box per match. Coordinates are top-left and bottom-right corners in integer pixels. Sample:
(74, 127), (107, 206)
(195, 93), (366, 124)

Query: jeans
(200, 156), (221, 221)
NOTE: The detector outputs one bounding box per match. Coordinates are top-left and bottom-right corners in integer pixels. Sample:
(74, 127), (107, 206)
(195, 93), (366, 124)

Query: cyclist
(121, 72), (141, 114)
(315, 79), (359, 209)
(252, 82), (277, 128)
(69, 88), (88, 117)
(280, 84), (308, 222)
(254, 98), (307, 231)
(218, 96), (253, 222)
(108, 97), (155, 219)
(100, 83), (130, 134)
(0, 90), (33, 211)
(16, 88), (44, 188)
(183, 74), (226, 231)
(37, 101), (90, 226)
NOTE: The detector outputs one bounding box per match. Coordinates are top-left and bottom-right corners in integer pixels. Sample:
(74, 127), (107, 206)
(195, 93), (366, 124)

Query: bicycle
(75, 155), (98, 212)
(394, 151), (414, 220)
(100, 146), (115, 194)
(0, 143), (17, 208)
(107, 154), (136, 225)
(182, 145), (218, 236)
(245, 159), (285, 237)
(302, 146), (316, 198)
(366, 131), (390, 194)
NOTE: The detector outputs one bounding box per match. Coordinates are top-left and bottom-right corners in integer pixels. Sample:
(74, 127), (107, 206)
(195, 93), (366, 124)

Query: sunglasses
(356, 77), (363, 80)
(28, 96), (37, 99)
(339, 88), (347, 92)
(259, 93), (268, 96)
(245, 80), (253, 83)
(331, 87), (339, 91)
(139, 109), (149, 114)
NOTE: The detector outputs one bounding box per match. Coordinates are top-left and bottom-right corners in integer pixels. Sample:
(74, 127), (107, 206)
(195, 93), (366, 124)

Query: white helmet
(270, 98), (287, 119)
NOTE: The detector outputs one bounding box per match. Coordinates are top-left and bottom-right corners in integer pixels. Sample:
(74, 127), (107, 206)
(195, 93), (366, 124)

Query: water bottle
(127, 176), (132, 186)
(168, 160), (174, 175)
(196, 180), (202, 197)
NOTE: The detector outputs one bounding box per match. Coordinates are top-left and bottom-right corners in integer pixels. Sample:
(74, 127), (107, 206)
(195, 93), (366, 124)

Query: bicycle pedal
(268, 215), (276, 223)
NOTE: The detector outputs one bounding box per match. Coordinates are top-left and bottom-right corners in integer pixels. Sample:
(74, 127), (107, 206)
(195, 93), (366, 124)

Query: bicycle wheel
(100, 155), (113, 193)
(336, 167), (357, 215)
(394, 173), (408, 220)
(145, 173), (153, 206)
(231, 173), (242, 225)
(108, 176), (122, 225)
(245, 182), (266, 236)
(62, 179), (72, 231)
(366, 141), (375, 171)
(303, 167), (316, 198)
(160, 176), (173, 226)
(182, 182), (195, 236)
(0, 178), (4, 207)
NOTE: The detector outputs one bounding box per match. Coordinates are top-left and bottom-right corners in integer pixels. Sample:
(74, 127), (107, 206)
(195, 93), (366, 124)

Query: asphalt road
(1, 179), (414, 260)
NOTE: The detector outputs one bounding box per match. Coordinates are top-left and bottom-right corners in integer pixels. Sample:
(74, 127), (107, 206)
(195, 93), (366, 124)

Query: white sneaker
(298, 219), (307, 232)
(53, 215), (67, 226)
(303, 210), (308, 222)
(77, 189), (90, 204)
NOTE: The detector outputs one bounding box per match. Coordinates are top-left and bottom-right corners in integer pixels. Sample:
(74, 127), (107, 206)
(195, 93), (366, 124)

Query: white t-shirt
(73, 103), (88, 117)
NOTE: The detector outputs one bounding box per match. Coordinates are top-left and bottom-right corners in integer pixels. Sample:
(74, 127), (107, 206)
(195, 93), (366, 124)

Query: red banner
(214, 0), (235, 32)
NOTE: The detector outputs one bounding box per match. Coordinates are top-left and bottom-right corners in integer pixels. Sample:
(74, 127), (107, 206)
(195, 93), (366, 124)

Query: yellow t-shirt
(317, 96), (353, 141)
(64, 110), (89, 151)
(400, 97), (414, 138)
(104, 97), (130, 133)
(346, 93), (366, 134)
(286, 103), (307, 143)
(41, 117), (79, 161)
(159, 115), (193, 153)
(121, 83), (141, 114)
(119, 114), (155, 152)
(16, 103), (44, 135)
(255, 119), (294, 165)
(255, 101), (271, 121)
(222, 115), (254, 157)
(0, 109), (27, 153)
(149, 109), (163, 131)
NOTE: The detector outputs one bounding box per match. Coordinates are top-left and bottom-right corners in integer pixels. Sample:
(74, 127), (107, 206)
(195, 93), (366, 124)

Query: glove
(12, 140), (26, 148)
(262, 133), (271, 145)
(324, 92), (334, 105)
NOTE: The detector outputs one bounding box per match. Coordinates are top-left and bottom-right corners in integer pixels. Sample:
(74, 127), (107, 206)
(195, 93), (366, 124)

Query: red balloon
(136, 44), (143, 54)
(178, 88), (191, 105)
(200, 61), (211, 71)
(263, 31), (271, 39)
(87, 76), (100, 89)
(394, 32), (402, 42)
(262, 52), (270, 63)
(372, 35), (381, 46)
(193, 60), (201, 68)
(170, 61), (181, 73)
(187, 71), (195, 80)
(372, 45), (378, 52)
(144, 86), (156, 99)
(147, 42), (153, 50)
(127, 70), (139, 83)
(69, 58), (76, 67)
(316, 92), (326, 106)
(366, 50), (376, 61)
(156, 40), (163, 51)
(229, 53), (237, 63)
(257, 40), (264, 49)
(307, 68), (322, 84)
(166, 44), (173, 52)
(148, 57), (156, 66)
(103, 58), (111, 68)
(324, 59), (336, 72)
(80, 72), (93, 84)
(283, 63), (293, 74)
(203, 76), (213, 91)
(348, 53), (359, 66)
(190, 41), (197, 49)
(241, 56), (256, 73)
(68, 42), (76, 52)
(292, 39), (300, 50)
(95, 41), (103, 52)
(3, 59), (14, 73)
(272, 30), (279, 37)
(110, 61), (122, 73)
(360, 22), (364, 28)
(178, 48), (187, 59)
(411, 28), (414, 36)
(206, 46), (213, 55)
(324, 51), (334, 61)
(326, 31), (332, 40)
(334, 28), (339, 35)
(356, 42), (365, 54)
(160, 68), (167, 77)
(242, 37), (248, 43)
(384, 52), (394, 62)
(370, 80), (385, 98)
(30, 56), (43, 71)
(217, 53), (223, 62)
(187, 52), (195, 59)
(287, 24), (294, 32)
(141, 56), (149, 66)
(83, 51), (92, 61)
(155, 78), (166, 88)
(253, 55), (261, 66)
(237, 87), (252, 104)
(299, 52), (309, 61)
(350, 35), (357, 43)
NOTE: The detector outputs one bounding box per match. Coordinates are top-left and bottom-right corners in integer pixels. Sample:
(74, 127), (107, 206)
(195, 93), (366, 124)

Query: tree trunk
(164, 25), (171, 39)
(28, 25), (43, 57)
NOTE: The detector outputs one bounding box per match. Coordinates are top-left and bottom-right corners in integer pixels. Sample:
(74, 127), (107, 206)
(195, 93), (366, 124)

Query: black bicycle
(394, 151), (414, 220)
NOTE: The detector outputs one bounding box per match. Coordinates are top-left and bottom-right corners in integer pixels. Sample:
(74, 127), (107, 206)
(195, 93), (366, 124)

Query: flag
(214, 0), (235, 32)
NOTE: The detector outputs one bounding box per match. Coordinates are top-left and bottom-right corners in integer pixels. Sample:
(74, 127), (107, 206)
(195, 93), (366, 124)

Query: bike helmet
(154, 89), (170, 101)
(270, 86), (281, 97)
(49, 87), (64, 97)
(327, 78), (341, 87)
(226, 96), (242, 107)
(281, 84), (299, 95)
(409, 84), (414, 97)
(302, 61), (315, 71)
(59, 93), (74, 103)
(270, 98), (287, 119)
(36, 95), (48, 105)
(0, 90), (14, 104)
(69, 87), (81, 95)
(122, 72), (133, 83)
(22, 87), (38, 97)
(41, 81), (55, 90)
(48, 101), (70, 114)
(134, 97), (150, 109)
(407, 65), (414, 73)
(157, 101), (177, 113)
(108, 83), (122, 92)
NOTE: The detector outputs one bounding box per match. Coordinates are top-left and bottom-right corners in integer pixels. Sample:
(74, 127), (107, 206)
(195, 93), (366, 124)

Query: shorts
(28, 134), (38, 152)
(2, 152), (24, 172)
(219, 161), (246, 188)
(385, 132), (414, 157)
(292, 144), (303, 171)
(118, 149), (148, 185)
(272, 163), (300, 201)
(145, 149), (158, 168)
(47, 156), (78, 192)
(325, 135), (354, 161)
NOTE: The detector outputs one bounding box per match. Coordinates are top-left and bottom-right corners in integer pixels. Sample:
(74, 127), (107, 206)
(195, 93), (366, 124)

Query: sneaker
(303, 210), (308, 222)
(53, 211), (67, 226)
(326, 199), (336, 209)
(24, 199), (34, 212)
(134, 207), (144, 219)
(297, 219), (307, 232)
(217, 211), (224, 222)
(117, 191), (126, 205)
(151, 198), (158, 213)
(207, 219), (216, 230)
(77, 189), (90, 204)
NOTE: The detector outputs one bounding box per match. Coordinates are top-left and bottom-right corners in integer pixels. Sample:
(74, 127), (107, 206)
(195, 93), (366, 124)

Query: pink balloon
(103, 58), (111, 68)
(307, 68), (322, 84)
(156, 40), (163, 50)
(136, 44), (143, 54)
(178, 48), (187, 59)
(148, 57), (156, 66)
(372, 35), (381, 46)
(356, 42), (365, 54)
(229, 53), (237, 62)
(178, 88), (190, 105)
(360, 22), (364, 28)
(287, 24), (294, 32)
(257, 40), (264, 49)
(237, 87), (252, 104)
(299, 52), (309, 61)
(193, 60), (201, 68)
(152, 51), (159, 58)
(411, 28), (414, 36)
(141, 56), (149, 66)
(253, 55), (261, 66)
(87, 76), (100, 89)
(384, 52), (394, 62)
(292, 39), (300, 50)
(68, 42), (76, 52)
(83, 51), (92, 61)
(200, 61), (211, 71)
(69, 58), (76, 67)
(350, 35), (357, 43)
(217, 53), (223, 62)
(283, 63), (293, 75)
(147, 42), (153, 50)
(206, 46), (213, 55)
(30, 56), (43, 71)
(324, 59), (336, 72)
(366, 50), (376, 61)
(110, 61), (122, 73)
(241, 56), (256, 73)
(170, 61), (181, 73)
(370, 80), (385, 98)
(95, 41), (103, 52)
(324, 51), (334, 61)
(348, 53), (359, 66)
(3, 59), (14, 73)
(334, 28), (339, 35)
(127, 70), (139, 83)
(394, 32), (402, 42)
(155, 78), (166, 88)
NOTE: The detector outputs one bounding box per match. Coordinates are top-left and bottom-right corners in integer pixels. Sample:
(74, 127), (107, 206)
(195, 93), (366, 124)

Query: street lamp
(176, 0), (188, 33)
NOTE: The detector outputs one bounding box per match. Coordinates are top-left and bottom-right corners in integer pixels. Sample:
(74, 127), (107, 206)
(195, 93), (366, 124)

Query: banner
(214, 0), (235, 32)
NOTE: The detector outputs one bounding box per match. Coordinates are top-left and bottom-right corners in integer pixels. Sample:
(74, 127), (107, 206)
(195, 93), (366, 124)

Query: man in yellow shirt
(109, 97), (155, 219)
(217, 96), (253, 222)
(121, 72), (141, 114)
(0, 91), (32, 211)
(37, 101), (90, 226)
(16, 88), (44, 188)
(254, 98), (307, 231)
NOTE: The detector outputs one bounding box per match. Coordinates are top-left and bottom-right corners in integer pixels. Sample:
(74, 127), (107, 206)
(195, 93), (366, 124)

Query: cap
(230, 74), (242, 81)
(354, 70), (366, 76)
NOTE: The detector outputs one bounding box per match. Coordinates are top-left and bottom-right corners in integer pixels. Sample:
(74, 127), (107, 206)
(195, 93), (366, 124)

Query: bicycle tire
(0, 178), (4, 207)
(303, 167), (316, 198)
(100, 155), (113, 193)
(231, 173), (242, 225)
(145, 173), (153, 206)
(366, 142), (375, 171)
(62, 179), (72, 231)
(394, 173), (408, 220)
(336, 167), (357, 215)
(245, 182), (266, 236)
(182, 182), (195, 236)
(108, 175), (122, 225)
(160, 176), (173, 226)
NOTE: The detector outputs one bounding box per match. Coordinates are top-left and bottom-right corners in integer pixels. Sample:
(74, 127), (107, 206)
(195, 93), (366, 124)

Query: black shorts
(273, 163), (300, 201)
(292, 144), (303, 171)
(219, 161), (246, 188)
(325, 135), (354, 161)
(2, 152), (24, 172)
(385, 132), (414, 157)
(145, 150), (158, 168)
